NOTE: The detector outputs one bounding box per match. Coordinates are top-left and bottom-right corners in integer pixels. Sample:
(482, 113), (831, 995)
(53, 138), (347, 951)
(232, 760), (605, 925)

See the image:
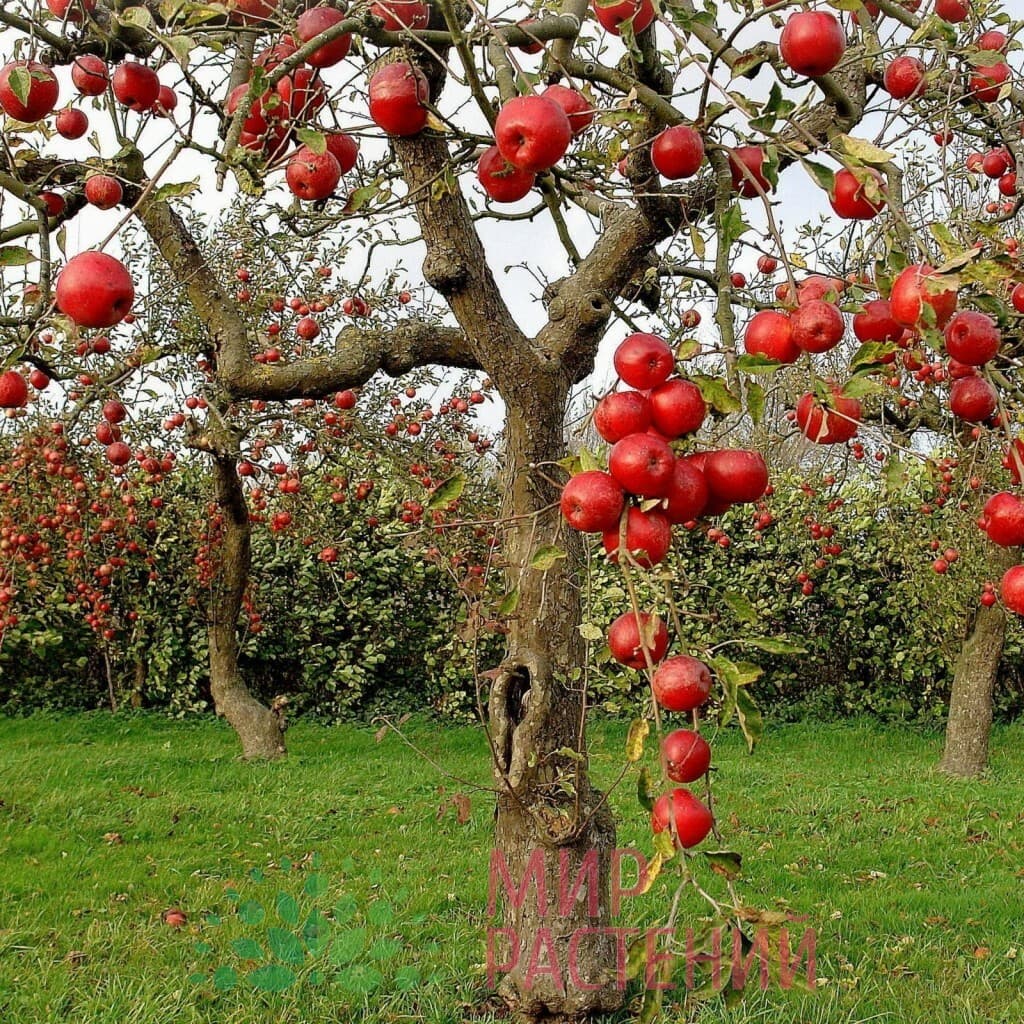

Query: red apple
(889, 263), (958, 328)
(744, 309), (799, 363)
(650, 125), (705, 180)
(648, 378), (706, 437)
(613, 332), (674, 389)
(228, 0), (277, 24)
(969, 62), (1010, 103)
(651, 655), (712, 711)
(325, 133), (359, 174)
(977, 30), (1007, 53)
(71, 55), (108, 96)
(541, 84), (594, 137)
(663, 458), (708, 524)
(883, 56), (926, 99)
(944, 310), (1000, 365)
(154, 85), (177, 117)
(494, 95), (572, 174)
(370, 0), (430, 31)
(0, 370), (28, 408)
(560, 470), (625, 532)
(703, 449), (768, 504)
(112, 62), (160, 112)
(593, 390), (651, 443)
(830, 166), (886, 220)
(275, 68), (326, 120)
(779, 11), (845, 78)
(295, 7), (351, 68)
(651, 789), (713, 848)
(56, 252), (135, 328)
(0, 61), (59, 122)
(728, 146), (771, 198)
(591, 0), (656, 36)
(607, 610), (668, 669)
(935, 0), (969, 21)
(46, 0), (97, 20)
(608, 432), (675, 497)
(368, 62), (429, 136)
(790, 299), (844, 354)
(981, 492), (1024, 547)
(286, 146), (342, 201)
(949, 375), (997, 422)
(106, 441), (132, 466)
(853, 299), (903, 343)
(662, 729), (711, 783)
(476, 145), (536, 203)
(796, 388), (861, 444)
(1011, 283), (1024, 314)
(84, 174), (123, 210)
(1001, 565), (1024, 614)
(55, 107), (88, 139)
(602, 507), (672, 568)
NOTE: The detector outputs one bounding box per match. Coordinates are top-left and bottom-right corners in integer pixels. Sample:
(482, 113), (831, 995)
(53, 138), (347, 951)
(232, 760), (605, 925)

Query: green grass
(1, 713), (1022, 1023)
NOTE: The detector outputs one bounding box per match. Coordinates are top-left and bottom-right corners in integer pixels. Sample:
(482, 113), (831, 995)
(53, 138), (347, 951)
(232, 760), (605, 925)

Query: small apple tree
(2, 0), (1024, 1014)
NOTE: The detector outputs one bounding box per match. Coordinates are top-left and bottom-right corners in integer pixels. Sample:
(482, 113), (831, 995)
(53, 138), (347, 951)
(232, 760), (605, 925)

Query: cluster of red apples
(560, 332), (771, 849)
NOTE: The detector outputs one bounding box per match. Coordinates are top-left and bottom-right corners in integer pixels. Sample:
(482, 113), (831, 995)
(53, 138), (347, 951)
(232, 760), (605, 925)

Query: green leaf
(335, 963), (383, 995)
(625, 934), (648, 981)
(736, 687), (763, 752)
(719, 203), (750, 249)
(636, 765), (657, 812)
(530, 545), (567, 571)
(367, 937), (403, 961)
(578, 621), (604, 641)
(0, 246), (35, 266)
(498, 589), (520, 616)
(883, 455), (909, 494)
(703, 849), (743, 880)
(212, 965), (238, 991)
(841, 375), (885, 400)
(366, 900), (393, 926)
(329, 927), (366, 964)
(230, 937), (264, 959)
(722, 590), (757, 623)
(303, 873), (328, 898)
(834, 134), (894, 166)
(275, 891), (299, 926)
(166, 34), (194, 67)
(625, 718), (649, 763)
(295, 127), (327, 154)
(577, 447), (601, 472)
(692, 374), (741, 416)
(247, 964), (296, 992)
(237, 900), (264, 925)
(152, 180), (200, 202)
(746, 380), (765, 426)
(736, 353), (783, 375)
(393, 965), (421, 990)
(333, 894), (357, 924)
(744, 637), (806, 655)
(8, 66), (30, 107)
(802, 159), (835, 194)
(267, 927), (305, 965)
(303, 910), (330, 954)
(119, 5), (154, 27)
(428, 472), (465, 510)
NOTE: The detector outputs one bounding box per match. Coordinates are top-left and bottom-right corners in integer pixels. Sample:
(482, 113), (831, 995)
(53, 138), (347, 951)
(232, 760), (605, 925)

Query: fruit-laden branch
(132, 188), (479, 399)
(541, 51), (868, 372)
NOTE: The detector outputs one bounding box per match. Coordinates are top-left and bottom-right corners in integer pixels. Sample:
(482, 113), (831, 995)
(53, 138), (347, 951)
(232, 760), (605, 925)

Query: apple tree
(2, 0), (1024, 1014)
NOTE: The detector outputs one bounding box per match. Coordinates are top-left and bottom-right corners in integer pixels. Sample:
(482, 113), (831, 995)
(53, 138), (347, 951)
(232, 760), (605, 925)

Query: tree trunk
(487, 375), (624, 1017)
(939, 597), (1006, 777)
(208, 454), (285, 760)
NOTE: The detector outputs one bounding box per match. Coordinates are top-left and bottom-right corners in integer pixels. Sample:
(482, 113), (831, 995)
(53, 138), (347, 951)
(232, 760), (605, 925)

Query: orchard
(1, 0), (1024, 1017)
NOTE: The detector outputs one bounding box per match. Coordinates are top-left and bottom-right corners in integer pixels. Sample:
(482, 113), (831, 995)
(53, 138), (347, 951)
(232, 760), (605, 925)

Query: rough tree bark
(940, 549), (1013, 777)
(207, 451), (286, 760)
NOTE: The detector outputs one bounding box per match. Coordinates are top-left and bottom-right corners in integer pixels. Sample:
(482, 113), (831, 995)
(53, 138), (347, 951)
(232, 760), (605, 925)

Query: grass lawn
(0, 712), (1022, 1023)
